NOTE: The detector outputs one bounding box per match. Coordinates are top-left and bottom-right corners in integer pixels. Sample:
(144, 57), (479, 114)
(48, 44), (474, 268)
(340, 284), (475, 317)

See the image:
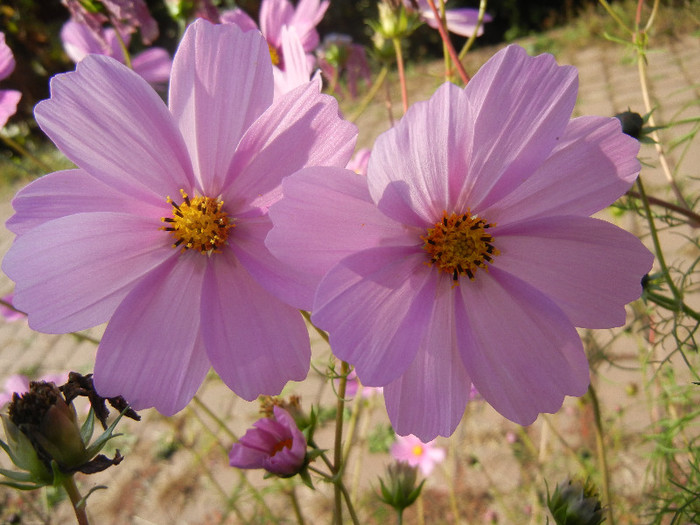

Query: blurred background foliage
(0, 0), (695, 126)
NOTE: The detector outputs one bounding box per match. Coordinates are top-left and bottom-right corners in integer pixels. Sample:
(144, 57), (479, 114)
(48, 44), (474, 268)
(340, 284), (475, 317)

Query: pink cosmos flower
(407, 0), (493, 37)
(266, 45), (654, 440)
(229, 406), (306, 476)
(2, 20), (356, 415)
(0, 373), (69, 406)
(272, 26), (316, 98)
(221, 0), (329, 63)
(390, 434), (445, 476)
(0, 32), (21, 128)
(61, 20), (171, 86)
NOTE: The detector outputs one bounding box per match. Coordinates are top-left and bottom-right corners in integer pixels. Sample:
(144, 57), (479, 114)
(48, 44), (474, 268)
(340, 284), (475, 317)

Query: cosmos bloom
(229, 406), (306, 476)
(61, 20), (171, 86)
(406, 0), (492, 37)
(0, 373), (68, 407)
(390, 434), (445, 476)
(61, 0), (159, 45)
(2, 20), (356, 415)
(0, 32), (21, 128)
(221, 0), (329, 66)
(266, 45), (654, 440)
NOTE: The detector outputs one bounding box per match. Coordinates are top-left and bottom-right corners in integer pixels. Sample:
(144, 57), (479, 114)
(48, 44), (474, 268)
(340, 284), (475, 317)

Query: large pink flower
(266, 45), (654, 440)
(2, 20), (357, 415)
(0, 32), (21, 128)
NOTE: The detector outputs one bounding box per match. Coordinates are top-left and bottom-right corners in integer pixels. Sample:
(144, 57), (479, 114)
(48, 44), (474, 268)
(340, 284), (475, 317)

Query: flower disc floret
(161, 189), (232, 254)
(422, 210), (499, 282)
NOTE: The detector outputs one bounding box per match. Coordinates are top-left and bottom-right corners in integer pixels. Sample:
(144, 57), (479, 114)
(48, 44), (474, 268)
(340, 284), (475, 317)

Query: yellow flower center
(161, 189), (232, 254)
(412, 445), (424, 457)
(422, 210), (499, 283)
(269, 43), (280, 66)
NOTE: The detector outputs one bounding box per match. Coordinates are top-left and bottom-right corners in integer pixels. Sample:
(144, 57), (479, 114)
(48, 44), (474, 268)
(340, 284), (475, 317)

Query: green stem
(301, 310), (329, 344)
(289, 486), (306, 525)
(588, 384), (614, 525)
(392, 38), (409, 114)
(333, 360), (349, 525)
(645, 290), (700, 322)
(192, 395), (238, 442)
(458, 0), (489, 61)
(626, 190), (700, 225)
(424, 0), (469, 85)
(636, 177), (683, 302)
(348, 66), (388, 122)
(62, 476), (90, 525)
(0, 134), (54, 173)
(112, 27), (132, 69)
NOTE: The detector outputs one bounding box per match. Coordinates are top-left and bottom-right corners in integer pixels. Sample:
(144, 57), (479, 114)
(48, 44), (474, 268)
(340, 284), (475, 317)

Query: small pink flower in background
(0, 32), (21, 128)
(390, 434), (445, 476)
(406, 0), (493, 37)
(335, 369), (383, 398)
(346, 148), (371, 176)
(61, 0), (159, 45)
(61, 20), (171, 86)
(0, 293), (24, 322)
(222, 0), (329, 67)
(266, 45), (654, 440)
(0, 373), (69, 407)
(229, 406), (306, 476)
(3, 20), (356, 415)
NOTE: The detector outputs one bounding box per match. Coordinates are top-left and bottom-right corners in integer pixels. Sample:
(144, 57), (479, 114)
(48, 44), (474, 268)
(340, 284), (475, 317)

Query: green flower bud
(547, 477), (605, 525)
(378, 462), (425, 513)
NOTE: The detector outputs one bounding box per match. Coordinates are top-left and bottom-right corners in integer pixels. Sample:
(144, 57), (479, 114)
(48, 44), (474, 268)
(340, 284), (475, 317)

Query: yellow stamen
(421, 210), (499, 284)
(161, 189), (232, 255)
(269, 43), (280, 66)
(412, 445), (424, 457)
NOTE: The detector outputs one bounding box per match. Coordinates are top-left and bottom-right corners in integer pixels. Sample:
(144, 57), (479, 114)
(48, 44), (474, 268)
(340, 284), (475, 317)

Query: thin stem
(634, 14), (689, 209)
(62, 476), (90, 525)
(0, 134), (54, 173)
(192, 395), (238, 442)
(626, 190), (700, 226)
(301, 310), (329, 344)
(588, 384), (614, 525)
(425, 0), (470, 85)
(598, 0), (634, 35)
(349, 66), (388, 122)
(289, 486), (306, 525)
(392, 38), (409, 114)
(636, 177), (683, 302)
(111, 26), (132, 69)
(333, 360), (349, 525)
(458, 0), (489, 61)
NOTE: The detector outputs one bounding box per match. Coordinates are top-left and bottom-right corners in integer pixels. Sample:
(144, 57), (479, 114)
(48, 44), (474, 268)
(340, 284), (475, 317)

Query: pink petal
(168, 19), (273, 195)
(220, 8), (260, 32)
(0, 32), (16, 80)
(273, 26), (312, 98)
(492, 216), (653, 328)
(455, 268), (590, 425)
(6, 168), (165, 236)
(368, 82), (469, 227)
(422, 8), (492, 38)
(94, 255), (210, 415)
(266, 167), (412, 309)
(34, 54), (193, 205)
(0, 89), (20, 128)
(224, 79), (357, 211)
(2, 212), (173, 333)
(483, 116), (641, 224)
(260, 0), (294, 49)
(462, 45), (578, 211)
(312, 247), (437, 385)
(201, 249), (310, 401)
(131, 47), (172, 85)
(289, 0), (329, 51)
(384, 279), (472, 441)
(60, 21), (120, 63)
(230, 214), (320, 310)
